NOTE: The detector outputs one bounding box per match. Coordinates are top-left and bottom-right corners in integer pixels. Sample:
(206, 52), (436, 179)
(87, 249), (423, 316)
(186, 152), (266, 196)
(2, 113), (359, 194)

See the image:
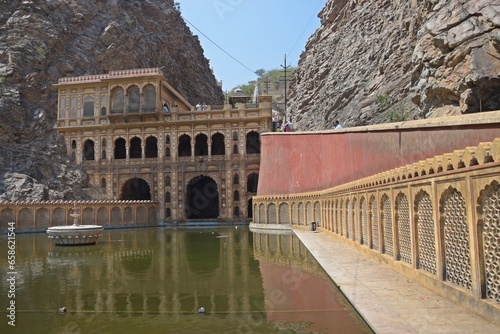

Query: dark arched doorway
(121, 178), (151, 200)
(186, 176), (219, 219)
(247, 198), (253, 218)
(247, 173), (259, 193)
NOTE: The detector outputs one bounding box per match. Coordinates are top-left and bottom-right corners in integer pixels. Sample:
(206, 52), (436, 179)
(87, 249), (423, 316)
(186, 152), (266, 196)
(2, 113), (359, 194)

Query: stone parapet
(0, 200), (158, 233)
(252, 139), (500, 325)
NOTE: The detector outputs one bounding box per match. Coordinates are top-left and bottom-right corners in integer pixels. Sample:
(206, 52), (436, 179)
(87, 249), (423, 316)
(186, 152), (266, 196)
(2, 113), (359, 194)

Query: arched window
(70, 97), (77, 118)
(232, 131), (238, 141)
(195, 133), (208, 156)
(114, 138), (126, 159)
(101, 178), (106, 189)
(165, 176), (171, 187)
(178, 134), (191, 157)
(479, 181), (500, 303)
(143, 85), (156, 112)
(83, 140), (95, 161)
(165, 192), (171, 203)
(247, 173), (259, 193)
(234, 190), (240, 201)
(130, 137), (142, 159)
(100, 95), (107, 115)
(233, 144), (238, 154)
(101, 139), (107, 160)
(246, 131), (260, 154)
(145, 136), (158, 158)
(211, 133), (225, 156)
(127, 86), (140, 113)
(71, 140), (77, 149)
(440, 187), (471, 290)
(165, 147), (171, 158)
(111, 87), (124, 114)
(233, 174), (239, 185)
(83, 97), (95, 117)
(59, 97), (67, 118)
(415, 190), (437, 275)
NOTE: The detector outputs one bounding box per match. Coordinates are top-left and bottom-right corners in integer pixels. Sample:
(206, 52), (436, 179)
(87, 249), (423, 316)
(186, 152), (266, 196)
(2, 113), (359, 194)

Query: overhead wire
(181, 1), (325, 76)
(181, 15), (257, 75)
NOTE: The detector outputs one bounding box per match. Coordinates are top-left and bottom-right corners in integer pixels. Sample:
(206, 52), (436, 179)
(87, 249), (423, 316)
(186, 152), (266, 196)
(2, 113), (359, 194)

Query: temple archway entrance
(121, 178), (151, 200)
(185, 176), (219, 219)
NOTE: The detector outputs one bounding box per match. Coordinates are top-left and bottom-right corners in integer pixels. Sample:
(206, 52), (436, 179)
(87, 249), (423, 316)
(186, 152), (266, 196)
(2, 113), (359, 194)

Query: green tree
(254, 69), (265, 78)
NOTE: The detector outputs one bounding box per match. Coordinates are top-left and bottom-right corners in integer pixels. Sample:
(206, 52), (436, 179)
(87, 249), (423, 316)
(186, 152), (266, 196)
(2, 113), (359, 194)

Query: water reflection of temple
(10, 229), (264, 317)
(253, 231), (373, 333)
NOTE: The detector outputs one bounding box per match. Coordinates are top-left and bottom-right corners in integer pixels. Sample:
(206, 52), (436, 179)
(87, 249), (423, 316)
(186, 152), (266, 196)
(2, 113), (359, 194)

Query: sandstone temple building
(53, 68), (272, 222)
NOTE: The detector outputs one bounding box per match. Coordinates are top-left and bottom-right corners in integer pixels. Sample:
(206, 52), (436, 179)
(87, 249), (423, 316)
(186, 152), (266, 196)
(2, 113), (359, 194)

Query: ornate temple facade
(53, 68), (273, 222)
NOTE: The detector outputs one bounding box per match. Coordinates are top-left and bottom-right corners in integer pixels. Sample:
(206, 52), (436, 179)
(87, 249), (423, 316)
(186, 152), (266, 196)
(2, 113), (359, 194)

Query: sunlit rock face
(0, 0), (223, 201)
(289, 0), (500, 131)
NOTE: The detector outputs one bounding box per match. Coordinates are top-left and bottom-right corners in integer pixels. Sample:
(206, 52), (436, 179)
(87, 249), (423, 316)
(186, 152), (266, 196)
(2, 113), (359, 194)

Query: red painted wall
(257, 112), (500, 195)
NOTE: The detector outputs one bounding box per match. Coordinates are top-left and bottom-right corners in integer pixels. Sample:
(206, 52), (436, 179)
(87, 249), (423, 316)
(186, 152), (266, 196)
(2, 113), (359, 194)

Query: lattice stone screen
(279, 203), (289, 224)
(97, 207), (108, 225)
(259, 204), (265, 224)
(82, 207), (94, 225)
(0, 208), (15, 229)
(267, 203), (277, 224)
(361, 197), (368, 245)
(348, 200), (353, 240)
(442, 188), (472, 290)
(370, 196), (379, 250)
(299, 203), (304, 225)
(148, 207), (157, 224)
(314, 201), (320, 223)
(53, 208), (66, 226)
(335, 200), (340, 234)
(342, 200), (348, 237)
(354, 198), (360, 242)
(382, 195), (393, 256)
(396, 194), (412, 264)
(481, 183), (500, 303)
(111, 207), (122, 224)
(19, 208), (33, 229)
(416, 192), (437, 275)
(292, 203), (297, 225)
(328, 201), (332, 231)
(137, 206), (147, 223)
(35, 208), (50, 228)
(306, 202), (313, 223)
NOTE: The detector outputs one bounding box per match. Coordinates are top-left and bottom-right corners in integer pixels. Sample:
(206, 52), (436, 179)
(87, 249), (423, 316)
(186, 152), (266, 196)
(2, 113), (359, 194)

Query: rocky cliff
(0, 0), (223, 201)
(289, 0), (500, 130)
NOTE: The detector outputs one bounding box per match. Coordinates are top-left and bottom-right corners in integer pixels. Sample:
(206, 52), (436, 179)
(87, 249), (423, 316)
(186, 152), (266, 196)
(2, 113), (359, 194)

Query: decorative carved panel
(442, 188), (472, 290)
(361, 197), (368, 245)
(396, 193), (412, 265)
(416, 191), (436, 275)
(370, 195), (379, 250)
(481, 183), (500, 302)
(382, 195), (393, 256)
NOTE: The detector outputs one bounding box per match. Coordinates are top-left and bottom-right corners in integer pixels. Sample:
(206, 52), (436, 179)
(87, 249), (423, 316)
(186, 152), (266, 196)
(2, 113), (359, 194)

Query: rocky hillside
(0, 0), (223, 201)
(289, 0), (500, 130)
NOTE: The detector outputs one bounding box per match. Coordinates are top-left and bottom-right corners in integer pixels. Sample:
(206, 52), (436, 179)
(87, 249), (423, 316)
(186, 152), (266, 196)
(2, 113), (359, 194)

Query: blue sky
(178, 0), (326, 91)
